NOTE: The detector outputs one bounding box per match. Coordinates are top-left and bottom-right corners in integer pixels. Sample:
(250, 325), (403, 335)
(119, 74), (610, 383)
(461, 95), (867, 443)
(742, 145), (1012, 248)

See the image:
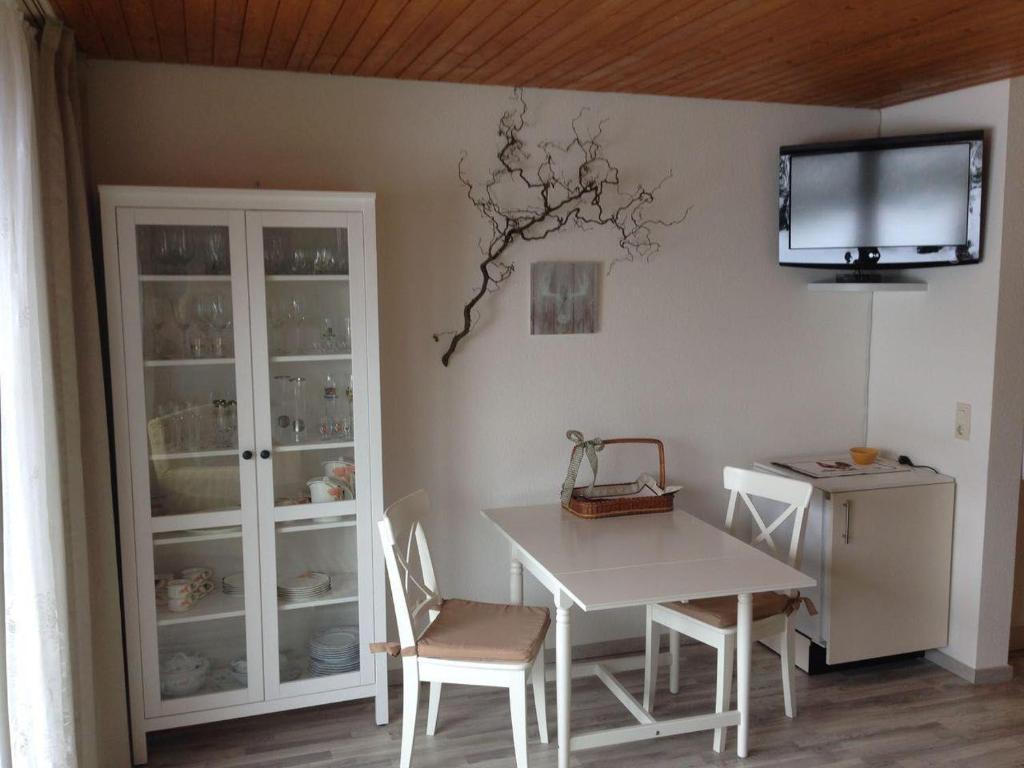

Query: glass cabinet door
(115, 208), (264, 716)
(246, 211), (375, 697)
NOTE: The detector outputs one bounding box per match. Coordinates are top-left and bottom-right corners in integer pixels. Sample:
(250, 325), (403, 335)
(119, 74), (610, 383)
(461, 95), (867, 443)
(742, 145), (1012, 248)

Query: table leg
(737, 592), (752, 758)
(555, 592), (572, 768)
(510, 557), (523, 605)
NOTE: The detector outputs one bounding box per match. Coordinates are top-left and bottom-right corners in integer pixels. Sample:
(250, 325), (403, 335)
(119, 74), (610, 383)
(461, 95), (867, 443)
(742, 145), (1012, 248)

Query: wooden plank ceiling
(50, 0), (1024, 109)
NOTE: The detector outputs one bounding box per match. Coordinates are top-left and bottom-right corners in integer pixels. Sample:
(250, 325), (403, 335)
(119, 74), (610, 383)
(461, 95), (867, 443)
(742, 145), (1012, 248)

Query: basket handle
(593, 438), (666, 489)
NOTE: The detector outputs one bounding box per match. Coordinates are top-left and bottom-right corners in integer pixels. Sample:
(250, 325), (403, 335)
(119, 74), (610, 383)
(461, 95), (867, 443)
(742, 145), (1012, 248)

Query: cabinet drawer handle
(260, 449), (271, 459)
(842, 500), (851, 543)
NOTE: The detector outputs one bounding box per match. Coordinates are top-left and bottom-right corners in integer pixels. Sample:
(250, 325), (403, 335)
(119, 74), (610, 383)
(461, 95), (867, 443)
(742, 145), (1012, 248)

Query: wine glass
(264, 233), (286, 275)
(313, 248), (339, 275)
(268, 297), (288, 355)
(169, 228), (188, 273)
(290, 248), (312, 275)
(156, 228), (185, 274)
(285, 296), (307, 354)
(144, 295), (172, 359)
(194, 294), (217, 356)
(173, 294), (197, 358)
(207, 294), (230, 357)
(206, 231), (227, 275)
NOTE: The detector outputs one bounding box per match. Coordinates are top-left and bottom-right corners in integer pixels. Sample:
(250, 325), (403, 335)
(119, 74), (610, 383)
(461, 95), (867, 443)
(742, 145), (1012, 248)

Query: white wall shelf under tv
(807, 279), (928, 293)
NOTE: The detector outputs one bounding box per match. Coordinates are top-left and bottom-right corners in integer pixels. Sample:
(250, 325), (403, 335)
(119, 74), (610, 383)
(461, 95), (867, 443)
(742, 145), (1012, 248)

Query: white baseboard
(925, 649), (1014, 684)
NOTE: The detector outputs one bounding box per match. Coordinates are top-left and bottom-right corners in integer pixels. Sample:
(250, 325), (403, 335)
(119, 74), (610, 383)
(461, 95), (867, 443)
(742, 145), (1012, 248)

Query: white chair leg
(532, 646), (549, 744)
(713, 635), (735, 753)
(425, 682), (442, 736)
(669, 629), (680, 695)
(782, 618), (797, 718)
(400, 661), (420, 768)
(510, 675), (529, 768)
(642, 605), (660, 713)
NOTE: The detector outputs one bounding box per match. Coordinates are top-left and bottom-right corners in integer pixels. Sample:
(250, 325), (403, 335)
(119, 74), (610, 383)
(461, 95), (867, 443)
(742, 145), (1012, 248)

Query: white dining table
(481, 504), (816, 767)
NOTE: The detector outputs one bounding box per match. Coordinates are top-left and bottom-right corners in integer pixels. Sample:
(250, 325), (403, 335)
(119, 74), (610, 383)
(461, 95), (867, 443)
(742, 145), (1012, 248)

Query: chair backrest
(378, 490), (443, 651)
(722, 467), (813, 569)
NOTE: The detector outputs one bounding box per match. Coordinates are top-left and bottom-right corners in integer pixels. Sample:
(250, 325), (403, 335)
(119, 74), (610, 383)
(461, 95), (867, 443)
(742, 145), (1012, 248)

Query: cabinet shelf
(156, 590), (246, 626)
(278, 573), (357, 611)
(270, 353), (352, 363)
(139, 275), (232, 282)
(265, 274), (349, 282)
(272, 440), (354, 454)
(144, 358), (235, 368)
(274, 500), (356, 523)
(154, 527), (242, 546)
(276, 520), (357, 534)
(150, 448), (238, 461)
(150, 509), (243, 534)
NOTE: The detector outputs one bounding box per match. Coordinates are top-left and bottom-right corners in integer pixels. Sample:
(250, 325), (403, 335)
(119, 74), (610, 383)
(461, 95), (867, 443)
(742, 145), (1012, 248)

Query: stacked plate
(308, 627), (360, 677)
(222, 573), (244, 596)
(278, 571), (332, 603)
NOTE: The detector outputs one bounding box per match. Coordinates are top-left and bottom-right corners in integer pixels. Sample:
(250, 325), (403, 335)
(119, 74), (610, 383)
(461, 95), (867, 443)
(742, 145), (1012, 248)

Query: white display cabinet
(100, 187), (387, 764)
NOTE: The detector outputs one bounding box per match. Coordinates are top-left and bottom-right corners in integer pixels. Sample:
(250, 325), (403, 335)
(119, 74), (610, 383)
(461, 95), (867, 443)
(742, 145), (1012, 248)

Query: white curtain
(0, 2), (130, 766)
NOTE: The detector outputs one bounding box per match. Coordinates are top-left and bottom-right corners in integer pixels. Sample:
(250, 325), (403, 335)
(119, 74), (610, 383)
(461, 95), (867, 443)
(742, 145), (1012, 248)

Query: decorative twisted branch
(436, 88), (690, 366)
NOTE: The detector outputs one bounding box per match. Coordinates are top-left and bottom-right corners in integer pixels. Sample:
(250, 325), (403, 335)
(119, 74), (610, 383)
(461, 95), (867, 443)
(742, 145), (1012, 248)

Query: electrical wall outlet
(955, 402), (971, 441)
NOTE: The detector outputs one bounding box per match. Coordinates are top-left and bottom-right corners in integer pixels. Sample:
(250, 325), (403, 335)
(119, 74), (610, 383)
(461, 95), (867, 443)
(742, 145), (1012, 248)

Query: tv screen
(779, 131), (983, 268)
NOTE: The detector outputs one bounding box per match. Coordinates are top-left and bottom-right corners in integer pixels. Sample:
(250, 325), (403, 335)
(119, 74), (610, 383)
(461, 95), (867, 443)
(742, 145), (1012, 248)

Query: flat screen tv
(778, 131), (983, 269)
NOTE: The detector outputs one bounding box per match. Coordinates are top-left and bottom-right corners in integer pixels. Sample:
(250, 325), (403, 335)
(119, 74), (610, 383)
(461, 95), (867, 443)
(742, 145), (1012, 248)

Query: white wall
(870, 80), (1024, 672)
(1004, 80), (1024, 651)
(82, 61), (879, 645)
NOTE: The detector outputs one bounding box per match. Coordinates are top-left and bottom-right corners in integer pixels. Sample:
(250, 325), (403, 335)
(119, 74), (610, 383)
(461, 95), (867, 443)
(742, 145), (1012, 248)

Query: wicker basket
(564, 438), (675, 519)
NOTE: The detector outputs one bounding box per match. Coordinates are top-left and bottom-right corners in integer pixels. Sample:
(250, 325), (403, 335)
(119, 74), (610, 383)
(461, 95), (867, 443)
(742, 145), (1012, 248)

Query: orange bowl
(849, 447), (879, 465)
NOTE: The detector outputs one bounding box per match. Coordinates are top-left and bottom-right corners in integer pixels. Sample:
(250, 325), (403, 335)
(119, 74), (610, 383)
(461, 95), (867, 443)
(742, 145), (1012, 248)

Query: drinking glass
(273, 375), (292, 444)
(317, 317), (340, 354)
(336, 415), (352, 441)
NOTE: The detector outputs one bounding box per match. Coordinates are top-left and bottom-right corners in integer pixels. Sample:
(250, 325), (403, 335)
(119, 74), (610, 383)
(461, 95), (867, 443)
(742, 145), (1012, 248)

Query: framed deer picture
(530, 261), (599, 335)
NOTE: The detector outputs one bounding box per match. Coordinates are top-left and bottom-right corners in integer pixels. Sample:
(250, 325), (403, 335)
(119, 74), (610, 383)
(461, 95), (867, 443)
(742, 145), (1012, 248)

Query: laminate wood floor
(146, 647), (1024, 767)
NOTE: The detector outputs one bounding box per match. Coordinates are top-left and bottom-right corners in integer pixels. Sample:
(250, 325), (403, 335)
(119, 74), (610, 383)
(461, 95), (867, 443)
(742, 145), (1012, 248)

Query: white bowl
(160, 653), (209, 697)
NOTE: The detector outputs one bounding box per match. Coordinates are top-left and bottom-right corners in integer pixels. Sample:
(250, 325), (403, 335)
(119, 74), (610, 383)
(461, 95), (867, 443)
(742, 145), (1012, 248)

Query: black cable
(897, 455), (939, 473)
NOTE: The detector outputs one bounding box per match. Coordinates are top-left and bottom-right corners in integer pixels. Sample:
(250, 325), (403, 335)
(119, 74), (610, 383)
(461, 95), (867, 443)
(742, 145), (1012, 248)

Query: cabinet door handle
(842, 500), (851, 543)
(260, 449), (271, 459)
(241, 450), (254, 460)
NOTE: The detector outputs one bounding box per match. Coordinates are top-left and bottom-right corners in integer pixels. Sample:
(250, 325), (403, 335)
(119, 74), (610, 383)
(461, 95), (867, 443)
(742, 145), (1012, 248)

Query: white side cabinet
(756, 460), (954, 670)
(100, 187), (388, 764)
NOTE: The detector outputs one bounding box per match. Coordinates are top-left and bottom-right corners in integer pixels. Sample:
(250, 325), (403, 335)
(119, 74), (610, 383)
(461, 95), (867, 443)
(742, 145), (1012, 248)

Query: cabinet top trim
(99, 185), (375, 212)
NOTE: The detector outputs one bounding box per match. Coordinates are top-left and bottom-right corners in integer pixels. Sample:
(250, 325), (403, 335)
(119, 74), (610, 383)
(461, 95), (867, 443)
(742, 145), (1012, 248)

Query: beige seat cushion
(663, 592), (791, 629)
(417, 599), (551, 663)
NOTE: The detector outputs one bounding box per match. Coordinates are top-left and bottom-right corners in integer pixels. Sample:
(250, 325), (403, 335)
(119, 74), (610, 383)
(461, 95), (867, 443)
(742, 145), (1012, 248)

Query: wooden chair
(641, 467), (813, 752)
(377, 490), (549, 768)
